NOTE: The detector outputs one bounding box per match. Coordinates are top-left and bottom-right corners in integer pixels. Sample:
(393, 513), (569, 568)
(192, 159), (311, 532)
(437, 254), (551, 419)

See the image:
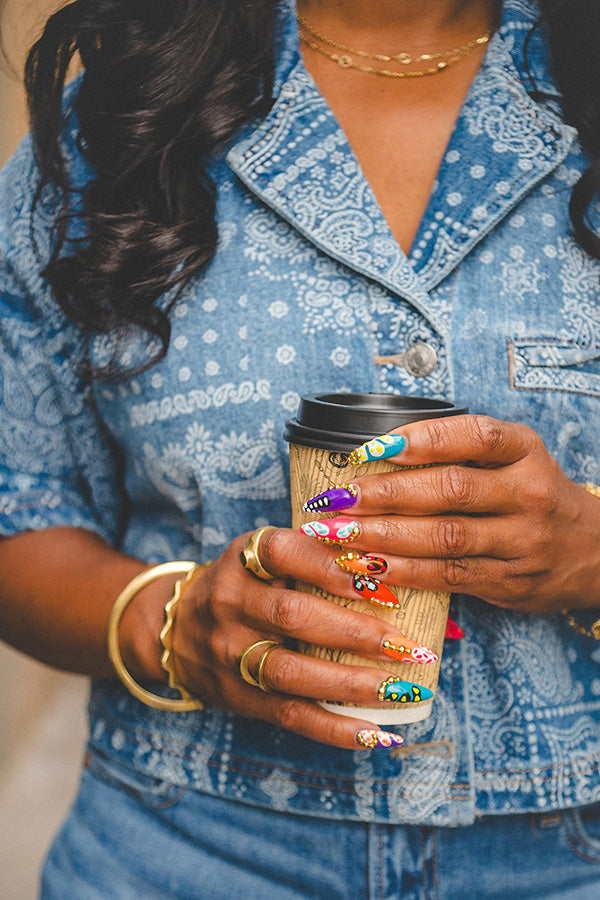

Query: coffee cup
(284, 392), (467, 725)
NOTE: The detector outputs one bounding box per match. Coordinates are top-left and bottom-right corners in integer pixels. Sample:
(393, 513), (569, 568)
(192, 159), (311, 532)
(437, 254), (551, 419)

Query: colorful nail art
(302, 484), (358, 514)
(382, 636), (438, 665)
(300, 517), (360, 544)
(377, 677), (434, 703)
(347, 433), (405, 466)
(356, 729), (404, 749)
(335, 552), (388, 576)
(445, 617), (465, 639)
(352, 573), (399, 608)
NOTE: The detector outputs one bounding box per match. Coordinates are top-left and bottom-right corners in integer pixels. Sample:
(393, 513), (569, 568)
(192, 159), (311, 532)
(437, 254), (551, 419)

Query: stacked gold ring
(238, 639), (283, 692)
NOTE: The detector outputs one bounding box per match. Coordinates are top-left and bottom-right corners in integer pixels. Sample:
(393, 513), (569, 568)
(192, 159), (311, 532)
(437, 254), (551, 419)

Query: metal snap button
(404, 341), (438, 377)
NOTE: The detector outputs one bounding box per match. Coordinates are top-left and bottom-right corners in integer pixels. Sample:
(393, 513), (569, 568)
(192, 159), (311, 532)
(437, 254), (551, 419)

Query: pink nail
(299, 517), (360, 544)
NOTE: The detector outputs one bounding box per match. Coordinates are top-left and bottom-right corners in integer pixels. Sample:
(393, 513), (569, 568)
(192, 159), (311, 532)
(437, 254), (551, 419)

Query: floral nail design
(382, 636), (438, 665)
(347, 433), (405, 466)
(352, 573), (399, 608)
(335, 552), (388, 576)
(445, 617), (465, 639)
(300, 517), (360, 544)
(356, 729), (404, 749)
(302, 484), (358, 513)
(377, 677), (434, 703)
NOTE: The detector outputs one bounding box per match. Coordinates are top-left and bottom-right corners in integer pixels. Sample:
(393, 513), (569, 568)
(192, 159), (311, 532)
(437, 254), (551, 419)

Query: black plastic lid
(283, 392), (468, 451)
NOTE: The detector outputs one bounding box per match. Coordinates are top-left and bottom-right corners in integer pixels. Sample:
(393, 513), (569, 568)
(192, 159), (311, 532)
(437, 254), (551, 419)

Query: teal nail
(347, 433), (405, 465)
(377, 677), (434, 703)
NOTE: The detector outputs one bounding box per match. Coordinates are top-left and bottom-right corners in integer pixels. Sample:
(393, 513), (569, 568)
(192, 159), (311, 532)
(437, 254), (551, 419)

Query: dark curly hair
(19, 0), (600, 378)
(24, 0), (278, 378)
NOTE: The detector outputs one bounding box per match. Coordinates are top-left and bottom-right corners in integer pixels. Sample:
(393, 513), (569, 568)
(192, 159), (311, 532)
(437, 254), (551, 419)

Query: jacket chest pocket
(509, 339), (600, 399)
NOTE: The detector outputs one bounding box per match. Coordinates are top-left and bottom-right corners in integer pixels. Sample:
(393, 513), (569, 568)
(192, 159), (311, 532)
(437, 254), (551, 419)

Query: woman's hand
(302, 414), (600, 616)
(169, 530), (433, 749)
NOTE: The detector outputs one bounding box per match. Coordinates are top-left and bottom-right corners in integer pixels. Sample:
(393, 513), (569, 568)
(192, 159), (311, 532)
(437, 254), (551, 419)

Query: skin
(2, 0), (600, 750)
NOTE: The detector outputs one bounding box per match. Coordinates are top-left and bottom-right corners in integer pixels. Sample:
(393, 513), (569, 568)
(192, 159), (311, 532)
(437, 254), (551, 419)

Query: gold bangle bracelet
(107, 561), (205, 711)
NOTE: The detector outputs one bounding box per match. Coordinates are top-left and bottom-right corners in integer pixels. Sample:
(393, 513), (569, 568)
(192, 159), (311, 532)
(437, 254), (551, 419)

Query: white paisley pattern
(2, 0), (600, 826)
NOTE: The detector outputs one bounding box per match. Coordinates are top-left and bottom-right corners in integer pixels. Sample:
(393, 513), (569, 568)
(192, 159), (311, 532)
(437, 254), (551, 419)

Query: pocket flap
(509, 339), (600, 397)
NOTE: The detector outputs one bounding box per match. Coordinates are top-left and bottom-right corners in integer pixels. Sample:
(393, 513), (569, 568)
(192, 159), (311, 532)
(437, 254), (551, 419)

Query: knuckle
(266, 589), (308, 633)
(440, 556), (473, 589)
(264, 651), (299, 693)
(469, 415), (504, 452)
(435, 517), (468, 556)
(438, 465), (476, 509)
(277, 697), (312, 733)
(421, 418), (448, 453)
(205, 630), (229, 665)
(377, 514), (399, 545)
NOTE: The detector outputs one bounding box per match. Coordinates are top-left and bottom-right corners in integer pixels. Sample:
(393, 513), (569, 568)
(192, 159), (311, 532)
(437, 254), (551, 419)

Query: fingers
(383, 414), (541, 468)
(232, 683), (404, 750)
(349, 464), (514, 515)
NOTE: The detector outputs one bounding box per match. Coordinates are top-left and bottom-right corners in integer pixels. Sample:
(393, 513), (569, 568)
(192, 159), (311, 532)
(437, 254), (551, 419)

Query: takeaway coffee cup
(284, 393), (467, 725)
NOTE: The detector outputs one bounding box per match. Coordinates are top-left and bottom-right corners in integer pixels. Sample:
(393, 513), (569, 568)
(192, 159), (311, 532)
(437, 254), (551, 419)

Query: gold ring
(239, 526), (277, 581)
(238, 639), (280, 688)
(256, 642), (284, 693)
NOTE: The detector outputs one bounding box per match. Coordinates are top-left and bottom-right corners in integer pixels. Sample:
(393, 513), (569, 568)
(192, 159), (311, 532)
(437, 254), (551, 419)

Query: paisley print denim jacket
(2, 0), (600, 826)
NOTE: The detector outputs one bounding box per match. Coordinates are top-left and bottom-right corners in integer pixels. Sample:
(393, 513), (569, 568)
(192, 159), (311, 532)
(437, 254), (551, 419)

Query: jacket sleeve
(0, 131), (126, 545)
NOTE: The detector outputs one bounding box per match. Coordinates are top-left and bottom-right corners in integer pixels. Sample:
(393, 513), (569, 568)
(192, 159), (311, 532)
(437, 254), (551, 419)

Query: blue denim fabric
(40, 748), (600, 899)
(2, 0), (600, 831)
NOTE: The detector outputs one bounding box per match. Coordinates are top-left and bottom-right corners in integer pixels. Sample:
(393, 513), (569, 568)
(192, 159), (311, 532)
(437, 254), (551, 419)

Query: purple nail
(302, 484), (358, 514)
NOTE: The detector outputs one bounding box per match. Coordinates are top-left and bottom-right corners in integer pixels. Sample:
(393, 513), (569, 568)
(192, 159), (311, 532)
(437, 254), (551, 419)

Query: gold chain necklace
(297, 13), (493, 79)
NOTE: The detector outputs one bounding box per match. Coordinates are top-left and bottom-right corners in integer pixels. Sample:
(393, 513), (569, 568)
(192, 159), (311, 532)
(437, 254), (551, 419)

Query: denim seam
(564, 810), (600, 865)
(90, 698), (475, 794)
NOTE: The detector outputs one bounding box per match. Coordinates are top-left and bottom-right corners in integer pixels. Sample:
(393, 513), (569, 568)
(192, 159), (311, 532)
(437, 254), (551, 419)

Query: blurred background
(0, 2), (89, 898)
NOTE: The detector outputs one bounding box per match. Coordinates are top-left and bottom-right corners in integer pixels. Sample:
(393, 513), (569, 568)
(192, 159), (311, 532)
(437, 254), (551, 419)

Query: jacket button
(404, 341), (438, 377)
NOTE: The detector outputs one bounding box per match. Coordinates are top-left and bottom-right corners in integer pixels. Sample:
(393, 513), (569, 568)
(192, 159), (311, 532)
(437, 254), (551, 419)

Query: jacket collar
(228, 0), (577, 331)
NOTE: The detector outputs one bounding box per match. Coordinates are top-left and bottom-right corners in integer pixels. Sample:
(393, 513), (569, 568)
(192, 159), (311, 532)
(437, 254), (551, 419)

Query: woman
(2, 0), (600, 896)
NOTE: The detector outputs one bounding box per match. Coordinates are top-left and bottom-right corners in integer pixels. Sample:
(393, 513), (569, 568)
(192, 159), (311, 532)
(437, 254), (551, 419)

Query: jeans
(40, 748), (600, 900)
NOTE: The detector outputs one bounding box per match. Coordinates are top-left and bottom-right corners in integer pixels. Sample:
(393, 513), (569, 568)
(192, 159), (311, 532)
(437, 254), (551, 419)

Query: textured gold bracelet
(561, 482), (600, 640)
(160, 564), (211, 702)
(107, 561), (205, 711)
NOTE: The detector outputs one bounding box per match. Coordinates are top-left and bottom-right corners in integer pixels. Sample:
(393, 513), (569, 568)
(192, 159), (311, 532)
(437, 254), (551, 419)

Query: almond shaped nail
(377, 677), (434, 703)
(352, 573), (399, 608)
(382, 636), (438, 664)
(299, 517), (360, 544)
(336, 552), (388, 576)
(356, 729), (404, 749)
(302, 484), (358, 513)
(347, 433), (405, 466)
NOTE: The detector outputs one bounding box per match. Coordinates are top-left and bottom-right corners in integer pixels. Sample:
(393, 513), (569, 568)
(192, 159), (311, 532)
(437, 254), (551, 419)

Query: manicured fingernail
(300, 517), (360, 544)
(382, 636), (438, 664)
(352, 573), (399, 608)
(335, 552), (388, 576)
(302, 484), (358, 513)
(356, 729), (404, 749)
(377, 677), (434, 703)
(445, 616), (465, 639)
(347, 433), (405, 465)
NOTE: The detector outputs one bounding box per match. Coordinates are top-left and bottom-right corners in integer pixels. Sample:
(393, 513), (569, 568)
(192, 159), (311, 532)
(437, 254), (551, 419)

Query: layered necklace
(297, 12), (494, 79)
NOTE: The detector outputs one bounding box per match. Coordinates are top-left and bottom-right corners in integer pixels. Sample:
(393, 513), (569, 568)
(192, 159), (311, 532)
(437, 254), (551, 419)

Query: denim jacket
(2, 0), (600, 826)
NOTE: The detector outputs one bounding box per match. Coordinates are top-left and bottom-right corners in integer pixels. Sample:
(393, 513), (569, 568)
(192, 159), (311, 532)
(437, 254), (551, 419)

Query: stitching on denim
(508, 338), (600, 399)
(90, 695), (475, 794)
(564, 809), (600, 865)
